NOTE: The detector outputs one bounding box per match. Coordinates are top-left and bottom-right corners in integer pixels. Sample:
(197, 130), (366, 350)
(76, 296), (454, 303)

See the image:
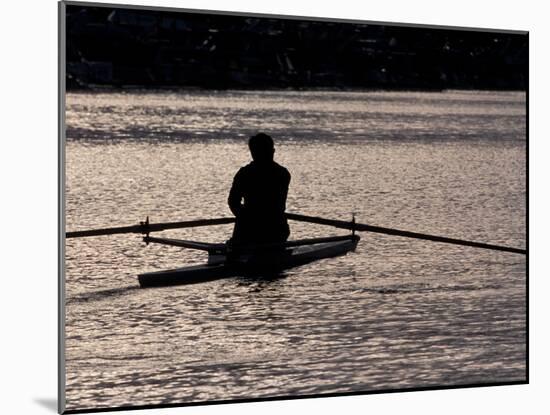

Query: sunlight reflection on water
(64, 89), (526, 410)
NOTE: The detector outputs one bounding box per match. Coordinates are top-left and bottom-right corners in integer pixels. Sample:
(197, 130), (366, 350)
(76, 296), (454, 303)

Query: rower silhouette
(228, 133), (291, 247)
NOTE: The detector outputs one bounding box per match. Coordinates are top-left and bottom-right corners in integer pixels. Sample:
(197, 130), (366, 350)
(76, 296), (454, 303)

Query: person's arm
(228, 170), (244, 217)
(279, 169), (291, 213)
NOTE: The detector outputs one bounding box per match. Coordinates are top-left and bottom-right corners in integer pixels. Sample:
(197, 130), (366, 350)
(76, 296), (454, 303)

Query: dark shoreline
(65, 5), (527, 93)
(65, 85), (526, 93)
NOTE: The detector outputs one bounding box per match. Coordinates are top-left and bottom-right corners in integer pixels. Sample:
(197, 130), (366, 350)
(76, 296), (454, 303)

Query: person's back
(228, 133), (290, 246)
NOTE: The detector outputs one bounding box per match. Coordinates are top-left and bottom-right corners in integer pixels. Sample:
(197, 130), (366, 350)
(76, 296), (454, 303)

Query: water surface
(65, 89), (526, 410)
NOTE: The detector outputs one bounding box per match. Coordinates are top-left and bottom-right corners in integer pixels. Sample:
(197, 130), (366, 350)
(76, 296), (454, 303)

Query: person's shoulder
(235, 163), (254, 178)
(273, 162), (291, 179)
(239, 162), (255, 173)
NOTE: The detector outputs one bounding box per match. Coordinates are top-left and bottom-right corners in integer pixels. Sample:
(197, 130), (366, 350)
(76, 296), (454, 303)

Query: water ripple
(64, 90), (526, 411)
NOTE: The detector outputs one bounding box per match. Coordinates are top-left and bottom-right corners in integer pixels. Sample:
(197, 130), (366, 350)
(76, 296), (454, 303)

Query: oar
(66, 216), (235, 238)
(286, 212), (526, 255)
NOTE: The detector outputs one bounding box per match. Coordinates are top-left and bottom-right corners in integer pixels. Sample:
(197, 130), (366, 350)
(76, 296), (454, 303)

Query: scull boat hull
(138, 235), (360, 288)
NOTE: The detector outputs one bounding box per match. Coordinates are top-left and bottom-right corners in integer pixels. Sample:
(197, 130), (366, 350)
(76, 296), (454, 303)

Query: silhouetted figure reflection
(228, 133), (291, 247)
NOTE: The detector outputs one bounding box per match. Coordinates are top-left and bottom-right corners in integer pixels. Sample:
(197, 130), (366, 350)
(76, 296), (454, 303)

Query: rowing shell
(138, 234), (360, 288)
(66, 213), (525, 289)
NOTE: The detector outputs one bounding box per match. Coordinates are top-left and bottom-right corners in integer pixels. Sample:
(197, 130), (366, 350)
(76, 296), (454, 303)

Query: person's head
(248, 133), (275, 163)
